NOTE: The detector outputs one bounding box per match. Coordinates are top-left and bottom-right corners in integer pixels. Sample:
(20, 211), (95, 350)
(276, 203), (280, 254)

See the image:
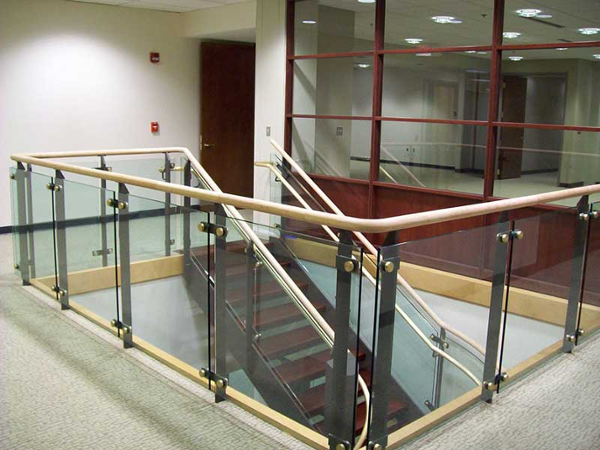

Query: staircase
(184, 236), (422, 439)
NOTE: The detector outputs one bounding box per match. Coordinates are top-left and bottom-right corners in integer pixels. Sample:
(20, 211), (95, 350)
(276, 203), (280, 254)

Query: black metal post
(118, 183), (133, 349)
(54, 170), (70, 311)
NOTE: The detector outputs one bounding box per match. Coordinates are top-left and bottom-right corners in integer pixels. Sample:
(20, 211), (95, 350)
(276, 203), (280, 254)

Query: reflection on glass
(292, 118), (371, 180)
(385, 0), (494, 48)
(382, 52), (491, 121)
(493, 128), (600, 206)
(293, 57), (373, 116)
(379, 122), (487, 195)
(579, 202), (600, 341)
(294, 0), (375, 55)
(500, 47), (600, 127)
(504, 0), (600, 45)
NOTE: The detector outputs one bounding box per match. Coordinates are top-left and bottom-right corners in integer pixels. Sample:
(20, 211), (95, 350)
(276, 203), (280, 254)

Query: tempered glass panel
(499, 48), (600, 127)
(499, 210), (574, 374)
(294, 0), (375, 55)
(493, 128), (600, 206)
(60, 179), (119, 326)
(212, 212), (364, 442)
(293, 57), (373, 116)
(379, 121), (487, 195)
(9, 168), (23, 278)
(382, 52), (491, 121)
(292, 118), (372, 180)
(385, 0), (494, 48)
(579, 202), (600, 341)
(503, 1), (600, 45)
(125, 198), (211, 369)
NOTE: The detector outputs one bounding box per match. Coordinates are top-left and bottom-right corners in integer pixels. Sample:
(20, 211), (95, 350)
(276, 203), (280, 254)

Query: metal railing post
(117, 183), (133, 349)
(99, 156), (110, 267)
(564, 196), (590, 352)
(368, 231), (400, 450)
(164, 153), (172, 257)
(429, 327), (447, 410)
(324, 230), (359, 450)
(183, 161), (191, 266)
(54, 170), (70, 310)
(245, 243), (257, 374)
(13, 164), (30, 285)
(213, 205), (228, 402)
(481, 213), (511, 402)
(25, 164), (37, 279)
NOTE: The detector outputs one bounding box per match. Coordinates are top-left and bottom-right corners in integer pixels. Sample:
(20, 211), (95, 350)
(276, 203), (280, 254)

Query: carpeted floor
(0, 273), (310, 450)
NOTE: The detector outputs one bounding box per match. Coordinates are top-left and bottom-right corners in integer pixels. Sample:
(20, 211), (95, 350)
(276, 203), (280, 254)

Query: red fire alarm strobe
(150, 52), (160, 63)
(151, 122), (159, 133)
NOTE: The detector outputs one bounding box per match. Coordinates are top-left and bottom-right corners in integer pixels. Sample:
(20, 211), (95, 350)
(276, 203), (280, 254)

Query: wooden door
(201, 42), (255, 197)
(498, 76), (527, 179)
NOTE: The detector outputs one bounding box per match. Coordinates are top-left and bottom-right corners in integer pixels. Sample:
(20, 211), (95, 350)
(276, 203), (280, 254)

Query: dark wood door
(201, 42), (255, 197)
(498, 76), (527, 179)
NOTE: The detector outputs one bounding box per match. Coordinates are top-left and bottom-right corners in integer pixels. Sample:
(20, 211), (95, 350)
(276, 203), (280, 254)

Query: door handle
(203, 143), (214, 149)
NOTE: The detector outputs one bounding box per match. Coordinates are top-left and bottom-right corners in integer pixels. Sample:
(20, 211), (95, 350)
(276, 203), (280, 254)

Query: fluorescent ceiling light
(477, 51), (488, 55)
(516, 9), (541, 17)
(594, 54), (600, 60)
(503, 32), (521, 39)
(405, 38), (423, 44)
(432, 16), (462, 24)
(356, 63), (371, 68)
(416, 53), (432, 57)
(302, 19), (316, 24)
(556, 47), (568, 51)
(358, 0), (375, 3)
(464, 50), (477, 54)
(579, 28), (600, 35)
(537, 14), (552, 18)
(509, 56), (524, 61)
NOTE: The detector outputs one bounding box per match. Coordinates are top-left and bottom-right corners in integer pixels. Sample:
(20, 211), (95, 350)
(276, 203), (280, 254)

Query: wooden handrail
(11, 143), (599, 234)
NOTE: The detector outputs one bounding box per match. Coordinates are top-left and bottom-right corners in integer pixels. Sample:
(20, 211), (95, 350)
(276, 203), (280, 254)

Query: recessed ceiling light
(537, 14), (552, 19)
(432, 16), (462, 24)
(516, 9), (541, 18)
(356, 63), (371, 68)
(579, 28), (600, 35)
(464, 50), (477, 54)
(594, 54), (600, 60)
(405, 38), (423, 44)
(503, 32), (521, 39)
(509, 56), (524, 61)
(556, 47), (568, 51)
(302, 19), (316, 25)
(416, 53), (432, 57)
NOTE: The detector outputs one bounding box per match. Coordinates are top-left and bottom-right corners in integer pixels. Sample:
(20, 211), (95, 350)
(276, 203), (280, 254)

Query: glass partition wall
(286, 0), (600, 209)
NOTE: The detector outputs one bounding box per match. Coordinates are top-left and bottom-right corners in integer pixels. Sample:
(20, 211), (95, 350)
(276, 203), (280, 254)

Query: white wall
(0, 0), (201, 227)
(253, 0), (287, 227)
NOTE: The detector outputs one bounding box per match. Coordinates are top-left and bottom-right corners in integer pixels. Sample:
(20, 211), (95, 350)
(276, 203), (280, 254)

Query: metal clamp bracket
(45, 182), (61, 192)
(484, 372), (509, 391)
(367, 440), (385, 450)
(198, 367), (228, 392)
(328, 434), (351, 450)
(336, 255), (357, 273)
(197, 222), (228, 238)
(380, 257), (400, 273)
(496, 229), (524, 244)
(106, 198), (128, 210)
(110, 319), (131, 335)
(51, 285), (67, 297)
(92, 248), (114, 257)
(429, 333), (449, 349)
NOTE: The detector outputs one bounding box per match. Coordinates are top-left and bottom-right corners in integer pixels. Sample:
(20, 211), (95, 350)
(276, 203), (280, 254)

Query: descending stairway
(184, 237), (422, 438)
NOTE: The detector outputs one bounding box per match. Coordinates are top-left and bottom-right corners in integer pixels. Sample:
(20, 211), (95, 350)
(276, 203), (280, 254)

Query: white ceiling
(71, 0), (249, 13)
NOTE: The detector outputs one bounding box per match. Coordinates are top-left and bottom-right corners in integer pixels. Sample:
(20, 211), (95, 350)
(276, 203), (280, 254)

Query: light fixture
(464, 50), (477, 54)
(356, 63), (371, 68)
(477, 51), (488, 54)
(579, 28), (600, 35)
(594, 54), (600, 60)
(432, 16), (462, 24)
(509, 56), (524, 61)
(416, 53), (432, 57)
(537, 14), (553, 19)
(405, 38), (423, 44)
(556, 47), (568, 51)
(516, 9), (541, 18)
(503, 32), (521, 39)
(302, 19), (316, 25)
(357, 0), (375, 3)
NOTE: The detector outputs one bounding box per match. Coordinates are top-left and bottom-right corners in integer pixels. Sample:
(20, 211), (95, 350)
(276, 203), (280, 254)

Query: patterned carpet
(0, 274), (310, 450)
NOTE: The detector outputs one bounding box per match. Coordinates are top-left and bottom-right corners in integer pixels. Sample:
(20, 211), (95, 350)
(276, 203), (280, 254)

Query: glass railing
(10, 149), (600, 450)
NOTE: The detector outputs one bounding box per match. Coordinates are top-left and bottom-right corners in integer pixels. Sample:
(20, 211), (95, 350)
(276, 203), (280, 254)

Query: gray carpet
(0, 274), (310, 450)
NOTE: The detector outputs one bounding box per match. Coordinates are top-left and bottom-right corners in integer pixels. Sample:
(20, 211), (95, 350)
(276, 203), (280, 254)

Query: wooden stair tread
(254, 300), (326, 329)
(227, 280), (309, 306)
(276, 348), (367, 385)
(258, 326), (323, 359)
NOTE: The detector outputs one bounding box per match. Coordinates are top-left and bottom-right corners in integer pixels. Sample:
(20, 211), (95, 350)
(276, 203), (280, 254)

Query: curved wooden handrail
(11, 144), (599, 234)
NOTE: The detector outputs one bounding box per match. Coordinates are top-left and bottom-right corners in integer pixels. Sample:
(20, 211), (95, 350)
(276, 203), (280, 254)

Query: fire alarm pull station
(151, 122), (159, 133)
(150, 52), (160, 63)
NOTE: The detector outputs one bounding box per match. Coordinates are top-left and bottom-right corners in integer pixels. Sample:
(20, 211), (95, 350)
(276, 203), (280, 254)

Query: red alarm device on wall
(151, 122), (159, 133)
(150, 52), (160, 63)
